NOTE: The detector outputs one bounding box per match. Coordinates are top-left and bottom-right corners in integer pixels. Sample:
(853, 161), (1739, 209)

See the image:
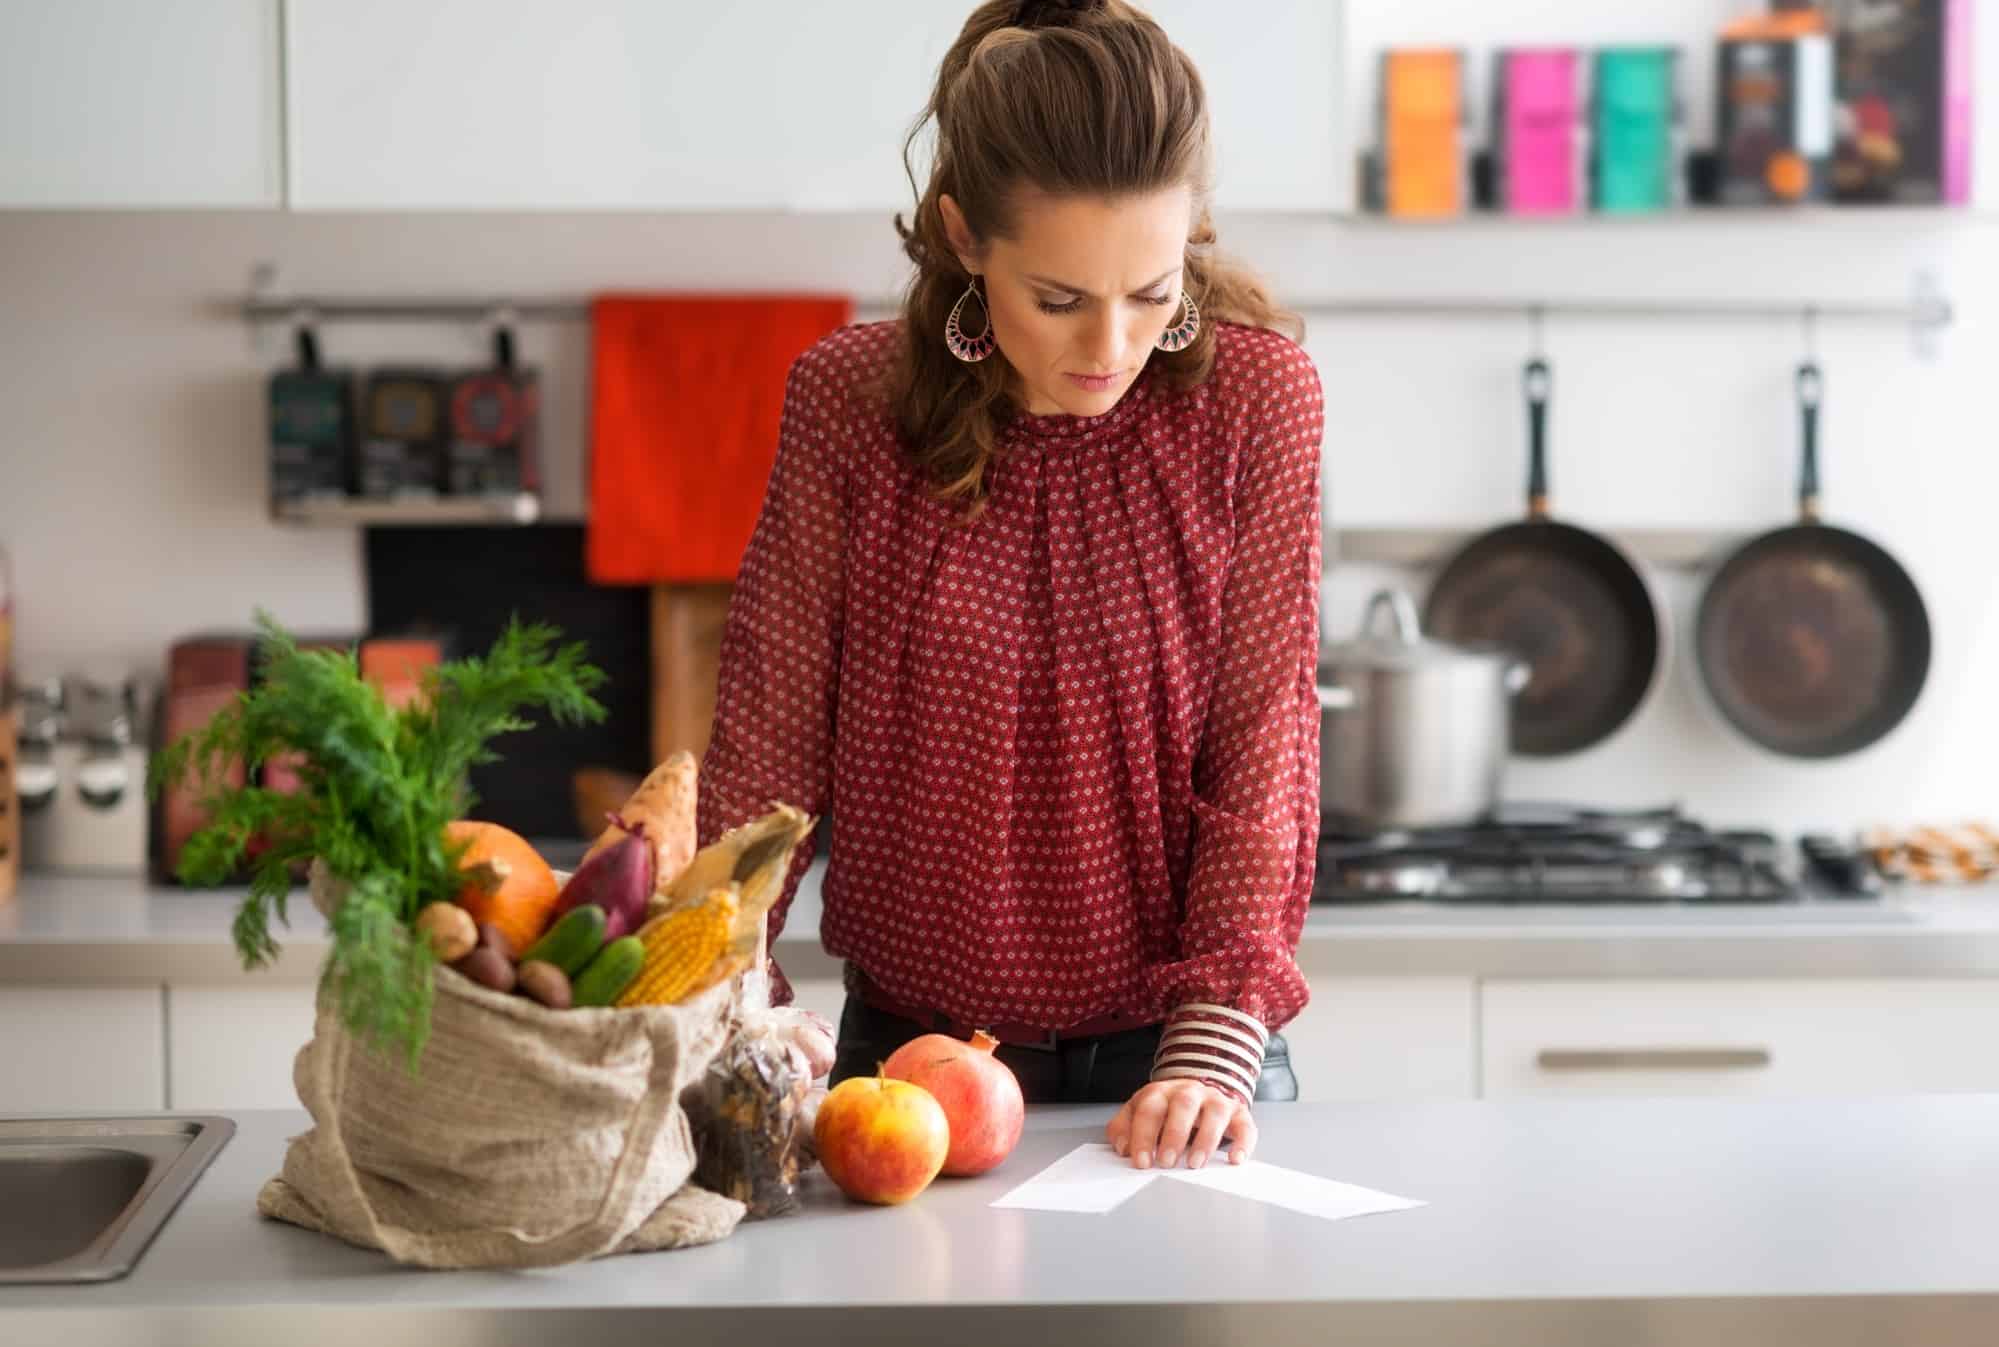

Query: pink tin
(1500, 49), (1581, 214)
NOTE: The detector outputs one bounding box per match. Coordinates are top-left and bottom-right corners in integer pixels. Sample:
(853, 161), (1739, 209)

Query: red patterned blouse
(697, 318), (1324, 1087)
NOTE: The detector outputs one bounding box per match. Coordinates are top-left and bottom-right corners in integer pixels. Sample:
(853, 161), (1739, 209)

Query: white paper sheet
(1161, 1156), (1428, 1221)
(989, 1143), (1161, 1213)
(990, 1143), (1426, 1223)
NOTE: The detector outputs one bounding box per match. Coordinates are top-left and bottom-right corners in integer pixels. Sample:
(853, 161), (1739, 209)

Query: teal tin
(1592, 48), (1681, 212)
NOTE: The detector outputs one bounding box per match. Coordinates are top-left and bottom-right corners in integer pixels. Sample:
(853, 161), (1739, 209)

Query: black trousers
(831, 994), (1299, 1106)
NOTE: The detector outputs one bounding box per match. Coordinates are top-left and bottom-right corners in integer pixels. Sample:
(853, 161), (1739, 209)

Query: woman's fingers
(1154, 1088), (1206, 1169)
(1187, 1092), (1233, 1170)
(1114, 1082), (1260, 1169)
(1224, 1100), (1260, 1165)
(1105, 1100), (1134, 1157)
(1126, 1087), (1173, 1168)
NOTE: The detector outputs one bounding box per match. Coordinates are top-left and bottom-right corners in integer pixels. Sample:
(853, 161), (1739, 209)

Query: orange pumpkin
(444, 820), (561, 953)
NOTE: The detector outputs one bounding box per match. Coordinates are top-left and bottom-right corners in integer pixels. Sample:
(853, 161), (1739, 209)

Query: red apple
(883, 1030), (1025, 1177)
(813, 1070), (950, 1205)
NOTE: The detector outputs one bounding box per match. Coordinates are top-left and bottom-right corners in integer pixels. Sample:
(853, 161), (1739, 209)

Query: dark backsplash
(364, 524), (652, 841)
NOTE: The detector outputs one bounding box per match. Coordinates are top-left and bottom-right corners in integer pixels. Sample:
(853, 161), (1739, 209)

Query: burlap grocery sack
(256, 863), (745, 1268)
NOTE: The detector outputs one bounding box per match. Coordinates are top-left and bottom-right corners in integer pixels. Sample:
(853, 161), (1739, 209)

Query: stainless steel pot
(1318, 588), (1527, 832)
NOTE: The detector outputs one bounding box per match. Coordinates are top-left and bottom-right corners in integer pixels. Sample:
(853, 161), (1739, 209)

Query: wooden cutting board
(650, 583), (734, 768)
(0, 710), (17, 905)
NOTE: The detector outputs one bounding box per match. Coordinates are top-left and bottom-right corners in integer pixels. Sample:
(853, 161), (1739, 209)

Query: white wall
(2, 0), (1995, 840)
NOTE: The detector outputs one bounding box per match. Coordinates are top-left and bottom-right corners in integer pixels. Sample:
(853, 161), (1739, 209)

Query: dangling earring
(1155, 289), (1201, 352)
(945, 277), (996, 363)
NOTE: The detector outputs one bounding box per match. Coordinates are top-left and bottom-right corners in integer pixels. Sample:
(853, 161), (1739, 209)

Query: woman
(697, 0), (1321, 1174)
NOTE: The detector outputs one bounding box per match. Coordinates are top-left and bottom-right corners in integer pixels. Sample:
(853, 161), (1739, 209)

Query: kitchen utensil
(1317, 587), (1528, 832)
(0, 707), (17, 903)
(268, 325), (353, 508)
(158, 638), (252, 881)
(1800, 833), (1885, 897)
(1694, 362), (1930, 758)
(573, 766), (643, 841)
(650, 583), (734, 766)
(446, 323), (542, 498)
(358, 368), (448, 498)
(23, 672), (151, 876)
(1424, 359), (1665, 756)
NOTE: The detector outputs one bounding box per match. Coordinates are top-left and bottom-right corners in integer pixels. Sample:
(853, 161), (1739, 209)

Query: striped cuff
(1151, 1002), (1269, 1105)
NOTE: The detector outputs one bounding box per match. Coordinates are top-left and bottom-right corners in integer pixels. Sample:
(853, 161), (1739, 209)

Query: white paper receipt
(989, 1143), (1159, 1213)
(990, 1143), (1426, 1221)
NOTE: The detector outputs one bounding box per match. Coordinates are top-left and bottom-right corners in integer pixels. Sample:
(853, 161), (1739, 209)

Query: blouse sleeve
(696, 343), (851, 1007)
(1145, 337), (1324, 1104)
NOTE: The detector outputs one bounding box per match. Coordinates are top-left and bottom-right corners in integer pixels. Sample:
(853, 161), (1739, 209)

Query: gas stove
(1315, 804), (1805, 906)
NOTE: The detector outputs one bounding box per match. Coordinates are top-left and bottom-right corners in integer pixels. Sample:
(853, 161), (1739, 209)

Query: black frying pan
(1424, 359), (1664, 757)
(1695, 362), (1931, 758)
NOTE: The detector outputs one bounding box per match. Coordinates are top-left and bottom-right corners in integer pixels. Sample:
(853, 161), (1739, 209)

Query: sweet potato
(586, 752), (698, 894)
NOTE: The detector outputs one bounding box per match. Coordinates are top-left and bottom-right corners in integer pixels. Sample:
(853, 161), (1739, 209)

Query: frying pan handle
(1524, 359), (1552, 520)
(1797, 361), (1822, 523)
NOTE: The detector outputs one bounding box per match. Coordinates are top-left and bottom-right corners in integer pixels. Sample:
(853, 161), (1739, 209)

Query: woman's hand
(1106, 1078), (1257, 1171)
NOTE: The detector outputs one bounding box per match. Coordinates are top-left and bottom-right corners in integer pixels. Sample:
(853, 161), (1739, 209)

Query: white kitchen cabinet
(1481, 979), (1999, 1099)
(166, 983), (319, 1112)
(0, 0), (283, 208)
(284, 0), (1343, 212)
(1281, 976), (1477, 1102)
(0, 986), (164, 1113)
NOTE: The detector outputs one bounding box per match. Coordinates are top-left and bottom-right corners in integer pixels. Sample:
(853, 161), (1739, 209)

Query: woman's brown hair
(881, 0), (1302, 514)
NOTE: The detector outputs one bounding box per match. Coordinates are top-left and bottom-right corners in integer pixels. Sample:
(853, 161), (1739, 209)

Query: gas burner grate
(1315, 803), (1797, 905)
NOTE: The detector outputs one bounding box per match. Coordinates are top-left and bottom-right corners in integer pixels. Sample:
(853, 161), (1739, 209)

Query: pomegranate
(883, 1030), (1025, 1177)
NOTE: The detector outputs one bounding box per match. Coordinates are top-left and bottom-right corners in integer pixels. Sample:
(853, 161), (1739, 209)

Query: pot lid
(1320, 588), (1515, 674)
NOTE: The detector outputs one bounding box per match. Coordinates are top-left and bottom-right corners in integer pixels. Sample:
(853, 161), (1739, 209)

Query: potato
(476, 920), (516, 965)
(415, 902), (478, 963)
(517, 960), (573, 1010)
(453, 944), (516, 994)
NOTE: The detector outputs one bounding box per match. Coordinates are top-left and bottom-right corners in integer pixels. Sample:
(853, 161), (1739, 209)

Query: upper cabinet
(283, 0), (1346, 212)
(0, 0), (283, 208)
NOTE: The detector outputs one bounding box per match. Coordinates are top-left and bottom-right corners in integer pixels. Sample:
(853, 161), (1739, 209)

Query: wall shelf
(272, 493), (542, 528)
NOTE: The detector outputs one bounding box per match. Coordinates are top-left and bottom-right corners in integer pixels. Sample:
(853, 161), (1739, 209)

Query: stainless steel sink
(0, 1116), (233, 1284)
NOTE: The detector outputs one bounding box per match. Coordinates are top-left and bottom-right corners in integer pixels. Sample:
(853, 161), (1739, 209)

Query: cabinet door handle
(1536, 1047), (1773, 1071)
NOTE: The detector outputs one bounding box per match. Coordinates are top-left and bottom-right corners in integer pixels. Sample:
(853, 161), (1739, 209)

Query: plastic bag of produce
(256, 867), (746, 1269)
(683, 1006), (814, 1219)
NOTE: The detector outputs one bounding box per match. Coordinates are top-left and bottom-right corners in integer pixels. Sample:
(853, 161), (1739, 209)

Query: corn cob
(616, 885), (741, 1008)
(648, 805), (817, 922)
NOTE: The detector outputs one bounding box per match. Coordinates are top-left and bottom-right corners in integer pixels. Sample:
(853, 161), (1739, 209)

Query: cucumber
(521, 903), (608, 977)
(573, 936), (646, 1008)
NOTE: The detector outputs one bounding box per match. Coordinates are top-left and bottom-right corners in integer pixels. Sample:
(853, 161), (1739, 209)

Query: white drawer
(167, 984), (319, 1112)
(0, 986), (164, 1112)
(1482, 979), (1999, 1097)
(1283, 977), (1477, 1102)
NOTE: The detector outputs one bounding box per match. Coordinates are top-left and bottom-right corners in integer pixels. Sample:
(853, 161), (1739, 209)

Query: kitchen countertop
(6, 859), (1999, 984)
(5, 1095), (1999, 1346)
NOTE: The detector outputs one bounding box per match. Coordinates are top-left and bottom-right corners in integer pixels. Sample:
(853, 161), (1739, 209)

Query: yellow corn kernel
(616, 885), (739, 1007)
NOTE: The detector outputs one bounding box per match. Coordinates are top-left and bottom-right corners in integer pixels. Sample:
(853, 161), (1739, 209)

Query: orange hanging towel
(587, 293), (854, 584)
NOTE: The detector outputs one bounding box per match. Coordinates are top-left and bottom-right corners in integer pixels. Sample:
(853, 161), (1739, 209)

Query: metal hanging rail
(234, 291), (1952, 331)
